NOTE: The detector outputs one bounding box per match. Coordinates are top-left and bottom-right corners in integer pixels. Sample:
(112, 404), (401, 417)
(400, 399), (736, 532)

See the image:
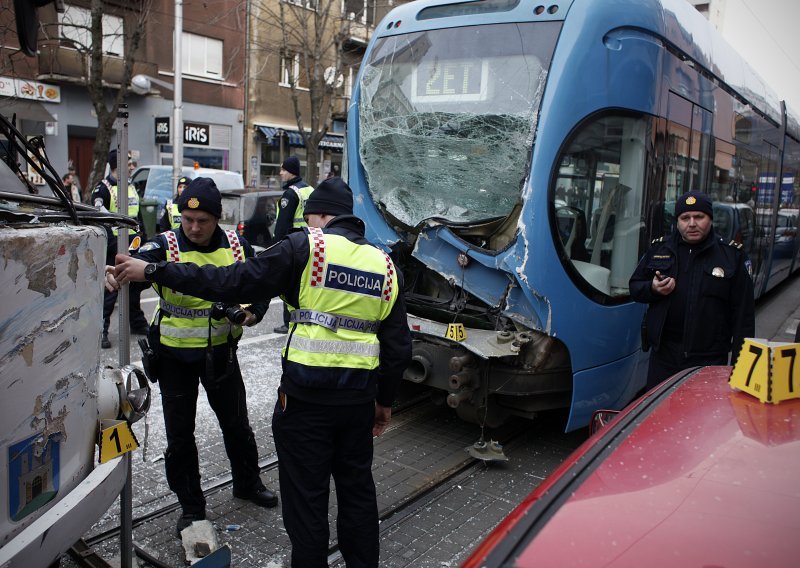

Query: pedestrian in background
(271, 155), (312, 334)
(326, 163), (341, 180)
(111, 176), (412, 567)
(91, 149), (149, 348)
(157, 176), (189, 233)
(629, 191), (755, 390)
(67, 160), (83, 201)
(105, 177), (278, 536)
(62, 172), (80, 203)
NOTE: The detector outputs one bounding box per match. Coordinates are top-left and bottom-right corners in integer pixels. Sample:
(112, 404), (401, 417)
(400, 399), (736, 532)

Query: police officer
(272, 155), (312, 333)
(91, 149), (149, 348)
(157, 175), (189, 232)
(630, 191), (755, 390)
(107, 177), (278, 536)
(112, 177), (412, 566)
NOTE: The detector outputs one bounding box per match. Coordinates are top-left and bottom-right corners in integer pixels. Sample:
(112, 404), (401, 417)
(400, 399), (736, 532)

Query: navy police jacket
(629, 230), (755, 360)
(146, 215), (412, 407)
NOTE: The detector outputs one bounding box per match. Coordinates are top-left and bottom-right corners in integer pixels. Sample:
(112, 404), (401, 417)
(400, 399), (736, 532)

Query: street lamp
(130, 1), (183, 189)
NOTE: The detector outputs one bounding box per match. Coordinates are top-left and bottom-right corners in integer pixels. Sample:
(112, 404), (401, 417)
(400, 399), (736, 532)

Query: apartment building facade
(245, 0), (399, 188)
(0, 0), (246, 193)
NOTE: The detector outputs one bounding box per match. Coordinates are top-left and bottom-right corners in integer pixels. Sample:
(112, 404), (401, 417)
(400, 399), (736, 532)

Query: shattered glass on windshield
(359, 22), (559, 228)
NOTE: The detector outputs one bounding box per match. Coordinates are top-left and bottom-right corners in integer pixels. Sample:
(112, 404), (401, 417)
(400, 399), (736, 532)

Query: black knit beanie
(304, 177), (353, 217)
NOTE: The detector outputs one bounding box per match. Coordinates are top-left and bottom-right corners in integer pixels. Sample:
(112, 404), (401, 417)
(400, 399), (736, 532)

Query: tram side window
(784, 137), (800, 209)
(553, 114), (652, 298)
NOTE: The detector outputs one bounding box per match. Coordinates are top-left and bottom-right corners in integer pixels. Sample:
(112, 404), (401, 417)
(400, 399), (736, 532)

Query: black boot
(176, 511), (206, 537)
(101, 332), (111, 349)
(232, 487), (278, 508)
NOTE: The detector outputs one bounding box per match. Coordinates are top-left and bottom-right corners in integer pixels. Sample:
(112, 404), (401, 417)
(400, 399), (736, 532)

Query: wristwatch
(143, 262), (159, 281)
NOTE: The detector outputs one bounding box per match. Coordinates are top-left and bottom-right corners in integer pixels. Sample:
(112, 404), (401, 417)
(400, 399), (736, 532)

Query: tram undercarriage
(399, 256), (572, 428)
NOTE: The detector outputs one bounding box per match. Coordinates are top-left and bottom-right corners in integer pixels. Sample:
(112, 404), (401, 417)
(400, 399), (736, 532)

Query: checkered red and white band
(308, 227), (327, 287)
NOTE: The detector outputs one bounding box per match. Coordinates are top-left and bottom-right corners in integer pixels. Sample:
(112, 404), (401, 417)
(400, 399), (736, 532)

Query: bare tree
(250, 0), (355, 183)
(42, 0), (151, 191)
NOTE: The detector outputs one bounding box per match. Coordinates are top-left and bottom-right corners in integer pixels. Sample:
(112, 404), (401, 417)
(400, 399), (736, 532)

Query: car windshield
(358, 22), (559, 227)
(142, 168), (174, 203)
(205, 171), (244, 191)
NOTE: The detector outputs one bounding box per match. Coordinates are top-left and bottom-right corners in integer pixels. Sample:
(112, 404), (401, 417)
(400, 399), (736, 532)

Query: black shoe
(273, 325), (289, 334)
(233, 487), (278, 508)
(176, 512), (206, 537)
(131, 324), (150, 335)
(101, 333), (111, 349)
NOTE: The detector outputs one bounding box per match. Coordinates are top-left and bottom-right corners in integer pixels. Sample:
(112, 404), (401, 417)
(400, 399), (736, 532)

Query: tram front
(347, 6), (572, 427)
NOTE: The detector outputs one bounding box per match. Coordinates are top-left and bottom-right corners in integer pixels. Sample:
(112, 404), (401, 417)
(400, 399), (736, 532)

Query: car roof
(220, 188), (282, 197)
(467, 366), (800, 567)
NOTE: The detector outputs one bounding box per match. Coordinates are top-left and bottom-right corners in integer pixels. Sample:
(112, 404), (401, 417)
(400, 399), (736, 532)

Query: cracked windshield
(359, 22), (560, 227)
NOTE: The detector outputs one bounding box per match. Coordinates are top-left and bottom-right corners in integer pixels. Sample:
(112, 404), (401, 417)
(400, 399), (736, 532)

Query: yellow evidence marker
(98, 419), (140, 463)
(730, 338), (799, 403)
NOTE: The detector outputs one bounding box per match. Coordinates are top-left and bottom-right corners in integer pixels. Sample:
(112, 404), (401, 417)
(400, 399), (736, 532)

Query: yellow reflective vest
(165, 200), (181, 229)
(276, 184), (314, 228)
(283, 227), (399, 385)
(154, 229), (246, 349)
(108, 182), (140, 235)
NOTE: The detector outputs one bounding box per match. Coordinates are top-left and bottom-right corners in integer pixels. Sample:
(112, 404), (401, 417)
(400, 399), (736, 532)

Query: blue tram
(345, 0), (800, 430)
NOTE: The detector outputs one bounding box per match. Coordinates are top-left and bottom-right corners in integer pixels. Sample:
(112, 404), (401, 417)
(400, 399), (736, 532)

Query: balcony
(36, 43), (157, 88)
(343, 16), (372, 48)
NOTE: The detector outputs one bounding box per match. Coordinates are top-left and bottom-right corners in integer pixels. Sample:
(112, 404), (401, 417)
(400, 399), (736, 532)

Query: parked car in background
(463, 365), (800, 568)
(219, 189), (282, 249)
(131, 165), (245, 223)
(712, 201), (756, 255)
(773, 208), (798, 257)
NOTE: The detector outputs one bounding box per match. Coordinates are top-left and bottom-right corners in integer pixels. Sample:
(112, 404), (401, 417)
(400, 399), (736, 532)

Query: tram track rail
(326, 423), (529, 566)
(73, 392), (435, 565)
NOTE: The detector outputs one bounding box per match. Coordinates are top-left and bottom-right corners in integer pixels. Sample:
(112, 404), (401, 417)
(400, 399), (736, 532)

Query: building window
(182, 32), (223, 79)
(344, 0), (377, 25)
(260, 144), (282, 189)
(60, 5), (124, 56)
(280, 54), (308, 90)
(285, 0), (319, 10)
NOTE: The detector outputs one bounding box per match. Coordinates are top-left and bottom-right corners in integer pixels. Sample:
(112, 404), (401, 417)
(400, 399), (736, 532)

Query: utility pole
(173, 0), (184, 187)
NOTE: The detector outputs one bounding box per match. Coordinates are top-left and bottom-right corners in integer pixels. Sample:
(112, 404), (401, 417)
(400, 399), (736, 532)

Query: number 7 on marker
(780, 348), (796, 393)
(745, 344), (763, 387)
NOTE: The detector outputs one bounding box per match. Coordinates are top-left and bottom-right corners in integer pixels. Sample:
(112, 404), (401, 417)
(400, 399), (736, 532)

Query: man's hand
(242, 309), (258, 327)
(373, 403), (391, 437)
(114, 254), (148, 285)
(104, 265), (120, 292)
(651, 271), (675, 296)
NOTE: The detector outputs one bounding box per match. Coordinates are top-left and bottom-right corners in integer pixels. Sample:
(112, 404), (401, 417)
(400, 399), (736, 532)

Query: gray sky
(719, 0), (800, 114)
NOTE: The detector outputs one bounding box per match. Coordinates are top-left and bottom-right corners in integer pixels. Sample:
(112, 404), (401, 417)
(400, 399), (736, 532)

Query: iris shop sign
(154, 117), (210, 146)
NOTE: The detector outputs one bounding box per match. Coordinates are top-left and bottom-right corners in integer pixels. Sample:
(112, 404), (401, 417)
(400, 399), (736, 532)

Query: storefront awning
(257, 126), (304, 146)
(285, 130), (304, 147)
(0, 99), (56, 123)
(256, 126), (343, 151)
(319, 134), (344, 150)
(258, 126), (279, 142)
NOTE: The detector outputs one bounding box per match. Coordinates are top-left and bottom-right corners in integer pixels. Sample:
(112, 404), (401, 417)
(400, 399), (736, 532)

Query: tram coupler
(449, 368), (478, 390)
(447, 388), (474, 408)
(449, 353), (476, 372)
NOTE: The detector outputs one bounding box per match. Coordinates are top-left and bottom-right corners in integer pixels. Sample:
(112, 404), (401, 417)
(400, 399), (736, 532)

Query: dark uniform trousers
(158, 348), (264, 515)
(646, 339), (729, 390)
(272, 394), (378, 568)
